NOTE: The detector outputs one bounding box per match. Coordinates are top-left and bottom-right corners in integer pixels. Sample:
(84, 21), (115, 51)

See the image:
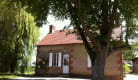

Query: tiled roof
(37, 29), (83, 45)
(37, 28), (121, 46)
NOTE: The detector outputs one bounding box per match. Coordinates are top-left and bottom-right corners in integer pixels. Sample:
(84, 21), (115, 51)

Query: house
(132, 57), (138, 73)
(36, 25), (123, 80)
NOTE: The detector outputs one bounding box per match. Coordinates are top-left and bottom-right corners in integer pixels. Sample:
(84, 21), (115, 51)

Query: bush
(123, 63), (131, 73)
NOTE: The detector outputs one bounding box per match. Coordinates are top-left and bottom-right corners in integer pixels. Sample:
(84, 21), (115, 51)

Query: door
(62, 54), (69, 74)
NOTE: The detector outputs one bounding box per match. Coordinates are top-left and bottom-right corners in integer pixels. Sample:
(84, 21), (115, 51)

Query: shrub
(123, 63), (130, 73)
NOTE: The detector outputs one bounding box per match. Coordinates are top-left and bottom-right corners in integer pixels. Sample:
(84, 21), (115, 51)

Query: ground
(11, 77), (88, 80)
(9, 74), (138, 80)
(124, 74), (138, 80)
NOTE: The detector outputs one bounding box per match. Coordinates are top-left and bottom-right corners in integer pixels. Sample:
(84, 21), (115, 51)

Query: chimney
(49, 25), (55, 34)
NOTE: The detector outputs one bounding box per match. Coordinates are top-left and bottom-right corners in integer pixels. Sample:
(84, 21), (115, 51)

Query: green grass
(0, 75), (21, 80)
(0, 67), (35, 80)
(24, 71), (35, 75)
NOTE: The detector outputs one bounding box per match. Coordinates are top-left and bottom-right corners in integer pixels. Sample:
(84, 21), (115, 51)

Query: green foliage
(120, 0), (138, 45)
(123, 63), (131, 73)
(13, 0), (138, 44)
(123, 41), (138, 60)
(110, 40), (126, 49)
(12, 0), (50, 26)
(0, 0), (39, 73)
(131, 39), (138, 50)
(123, 50), (136, 60)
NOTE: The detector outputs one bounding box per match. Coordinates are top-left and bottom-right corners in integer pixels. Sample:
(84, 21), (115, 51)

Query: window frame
(49, 52), (62, 67)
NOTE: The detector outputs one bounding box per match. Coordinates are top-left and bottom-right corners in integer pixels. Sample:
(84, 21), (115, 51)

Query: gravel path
(124, 74), (138, 80)
(11, 74), (138, 80)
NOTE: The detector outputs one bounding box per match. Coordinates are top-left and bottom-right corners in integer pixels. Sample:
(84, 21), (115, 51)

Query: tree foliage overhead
(12, 0), (50, 26)
(15, 0), (138, 42)
(0, 0), (39, 73)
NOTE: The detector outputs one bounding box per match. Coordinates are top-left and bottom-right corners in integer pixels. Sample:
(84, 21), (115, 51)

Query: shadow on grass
(31, 73), (91, 79)
(0, 78), (9, 80)
(0, 73), (91, 79)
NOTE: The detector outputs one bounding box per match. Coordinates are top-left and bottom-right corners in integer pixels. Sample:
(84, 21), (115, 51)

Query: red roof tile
(37, 28), (121, 46)
(37, 29), (83, 45)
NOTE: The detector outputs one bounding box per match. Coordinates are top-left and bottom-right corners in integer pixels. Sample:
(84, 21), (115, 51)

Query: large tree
(0, 0), (39, 73)
(13, 0), (138, 80)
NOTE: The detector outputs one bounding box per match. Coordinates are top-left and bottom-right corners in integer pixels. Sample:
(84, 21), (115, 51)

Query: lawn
(0, 74), (21, 80)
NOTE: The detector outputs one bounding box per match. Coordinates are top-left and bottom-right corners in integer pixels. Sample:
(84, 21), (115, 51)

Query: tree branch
(66, 0), (95, 62)
(76, 0), (98, 47)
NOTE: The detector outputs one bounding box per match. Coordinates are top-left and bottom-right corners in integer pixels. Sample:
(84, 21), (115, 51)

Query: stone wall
(36, 44), (123, 80)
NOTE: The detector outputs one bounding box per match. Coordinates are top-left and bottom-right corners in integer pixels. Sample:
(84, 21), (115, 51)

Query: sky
(39, 15), (71, 39)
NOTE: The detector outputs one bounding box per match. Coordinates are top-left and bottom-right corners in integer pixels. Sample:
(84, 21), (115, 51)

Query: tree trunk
(66, 0), (110, 80)
(10, 57), (17, 73)
(125, 26), (129, 45)
(10, 64), (16, 73)
(92, 44), (108, 80)
(92, 60), (97, 80)
(10, 46), (18, 73)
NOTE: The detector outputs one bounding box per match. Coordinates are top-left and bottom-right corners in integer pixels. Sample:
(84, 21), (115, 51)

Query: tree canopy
(0, 0), (39, 73)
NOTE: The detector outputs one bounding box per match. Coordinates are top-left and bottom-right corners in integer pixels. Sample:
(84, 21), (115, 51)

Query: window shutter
(87, 55), (92, 67)
(58, 52), (62, 67)
(49, 53), (53, 67)
(56, 53), (58, 67)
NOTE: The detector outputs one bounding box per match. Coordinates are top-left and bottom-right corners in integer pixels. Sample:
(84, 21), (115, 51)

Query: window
(87, 55), (92, 67)
(52, 53), (58, 67)
(49, 52), (62, 67)
(63, 54), (69, 65)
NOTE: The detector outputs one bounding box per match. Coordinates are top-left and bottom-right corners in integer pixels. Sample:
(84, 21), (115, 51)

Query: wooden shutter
(49, 53), (53, 67)
(58, 52), (62, 67)
(87, 55), (92, 67)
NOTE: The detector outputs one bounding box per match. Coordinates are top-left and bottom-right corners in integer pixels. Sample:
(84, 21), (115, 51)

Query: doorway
(62, 53), (69, 74)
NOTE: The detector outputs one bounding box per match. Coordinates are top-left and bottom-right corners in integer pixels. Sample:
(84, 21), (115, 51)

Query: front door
(62, 54), (69, 74)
